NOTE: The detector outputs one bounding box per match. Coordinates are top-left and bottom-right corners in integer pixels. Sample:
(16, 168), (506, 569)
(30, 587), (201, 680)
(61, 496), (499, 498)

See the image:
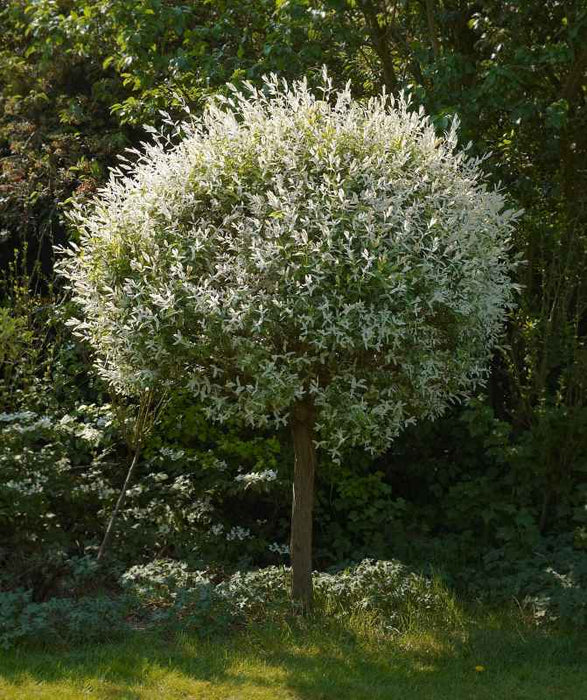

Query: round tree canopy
(58, 73), (519, 459)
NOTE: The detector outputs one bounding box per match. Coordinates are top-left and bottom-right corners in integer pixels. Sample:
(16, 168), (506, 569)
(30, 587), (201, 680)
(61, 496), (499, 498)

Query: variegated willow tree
(58, 73), (518, 610)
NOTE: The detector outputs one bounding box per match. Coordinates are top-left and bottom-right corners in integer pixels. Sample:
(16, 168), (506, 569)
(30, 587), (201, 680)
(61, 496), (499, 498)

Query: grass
(1, 608), (586, 699)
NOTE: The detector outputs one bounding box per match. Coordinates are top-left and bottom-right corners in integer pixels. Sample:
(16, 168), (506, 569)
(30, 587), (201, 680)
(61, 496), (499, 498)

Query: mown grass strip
(1, 611), (585, 699)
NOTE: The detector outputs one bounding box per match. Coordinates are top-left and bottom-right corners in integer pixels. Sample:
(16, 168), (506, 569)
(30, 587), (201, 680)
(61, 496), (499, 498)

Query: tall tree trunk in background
(359, 0), (428, 93)
(359, 0), (399, 93)
(425, 0), (440, 58)
(290, 401), (317, 613)
(560, 41), (587, 220)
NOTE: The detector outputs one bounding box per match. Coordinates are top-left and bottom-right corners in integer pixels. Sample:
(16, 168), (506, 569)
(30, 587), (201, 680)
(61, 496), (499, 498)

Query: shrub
(121, 558), (461, 635)
(0, 400), (290, 594)
(0, 589), (130, 649)
(463, 535), (587, 626)
(0, 404), (119, 595)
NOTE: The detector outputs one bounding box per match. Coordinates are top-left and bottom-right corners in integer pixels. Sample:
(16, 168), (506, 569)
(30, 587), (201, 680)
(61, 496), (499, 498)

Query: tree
(58, 73), (518, 610)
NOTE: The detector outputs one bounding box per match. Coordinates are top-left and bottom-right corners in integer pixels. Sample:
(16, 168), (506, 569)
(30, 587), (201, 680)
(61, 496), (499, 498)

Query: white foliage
(57, 73), (519, 458)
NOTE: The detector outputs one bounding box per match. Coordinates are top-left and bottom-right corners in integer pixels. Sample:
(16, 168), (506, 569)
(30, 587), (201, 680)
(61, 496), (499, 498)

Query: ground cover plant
(1, 559), (457, 648)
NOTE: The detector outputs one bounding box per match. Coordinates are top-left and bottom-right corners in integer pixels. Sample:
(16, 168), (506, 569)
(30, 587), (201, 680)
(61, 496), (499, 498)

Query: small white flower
(268, 542), (290, 555)
(226, 526), (252, 541)
(235, 469), (278, 486)
(160, 447), (185, 461)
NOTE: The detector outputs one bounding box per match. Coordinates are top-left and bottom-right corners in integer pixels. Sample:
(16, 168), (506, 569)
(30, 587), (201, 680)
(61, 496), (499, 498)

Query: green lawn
(1, 613), (585, 699)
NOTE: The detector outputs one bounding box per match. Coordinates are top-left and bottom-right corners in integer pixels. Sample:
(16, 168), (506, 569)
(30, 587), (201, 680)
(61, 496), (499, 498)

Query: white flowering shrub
(58, 72), (518, 460)
(130, 395), (286, 564)
(123, 444), (277, 563)
(0, 404), (118, 591)
(0, 399), (289, 611)
(120, 559), (213, 606)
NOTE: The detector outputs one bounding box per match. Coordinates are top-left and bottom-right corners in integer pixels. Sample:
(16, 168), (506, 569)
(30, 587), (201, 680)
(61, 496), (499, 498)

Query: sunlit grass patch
(1, 589), (585, 699)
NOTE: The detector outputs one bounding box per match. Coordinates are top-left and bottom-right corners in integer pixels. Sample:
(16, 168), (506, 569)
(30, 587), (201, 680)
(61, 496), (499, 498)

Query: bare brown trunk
(425, 0), (440, 58)
(97, 445), (141, 561)
(290, 401), (317, 613)
(360, 1), (399, 93)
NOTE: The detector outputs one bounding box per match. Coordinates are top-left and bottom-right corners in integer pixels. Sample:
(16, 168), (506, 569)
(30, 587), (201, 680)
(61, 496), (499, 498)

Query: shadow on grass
(1, 616), (586, 699)
(243, 619), (587, 700)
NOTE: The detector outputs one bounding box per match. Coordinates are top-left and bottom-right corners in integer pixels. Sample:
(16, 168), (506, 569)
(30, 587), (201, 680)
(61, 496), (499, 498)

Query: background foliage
(1, 0), (586, 634)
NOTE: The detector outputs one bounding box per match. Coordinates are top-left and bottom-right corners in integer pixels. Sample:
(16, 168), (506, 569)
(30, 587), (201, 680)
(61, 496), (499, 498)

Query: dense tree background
(1, 0), (586, 613)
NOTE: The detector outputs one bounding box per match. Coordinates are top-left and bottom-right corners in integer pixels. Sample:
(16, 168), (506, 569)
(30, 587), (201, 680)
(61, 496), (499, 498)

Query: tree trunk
(97, 445), (141, 561)
(424, 0), (440, 58)
(290, 402), (317, 613)
(358, 1), (399, 93)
